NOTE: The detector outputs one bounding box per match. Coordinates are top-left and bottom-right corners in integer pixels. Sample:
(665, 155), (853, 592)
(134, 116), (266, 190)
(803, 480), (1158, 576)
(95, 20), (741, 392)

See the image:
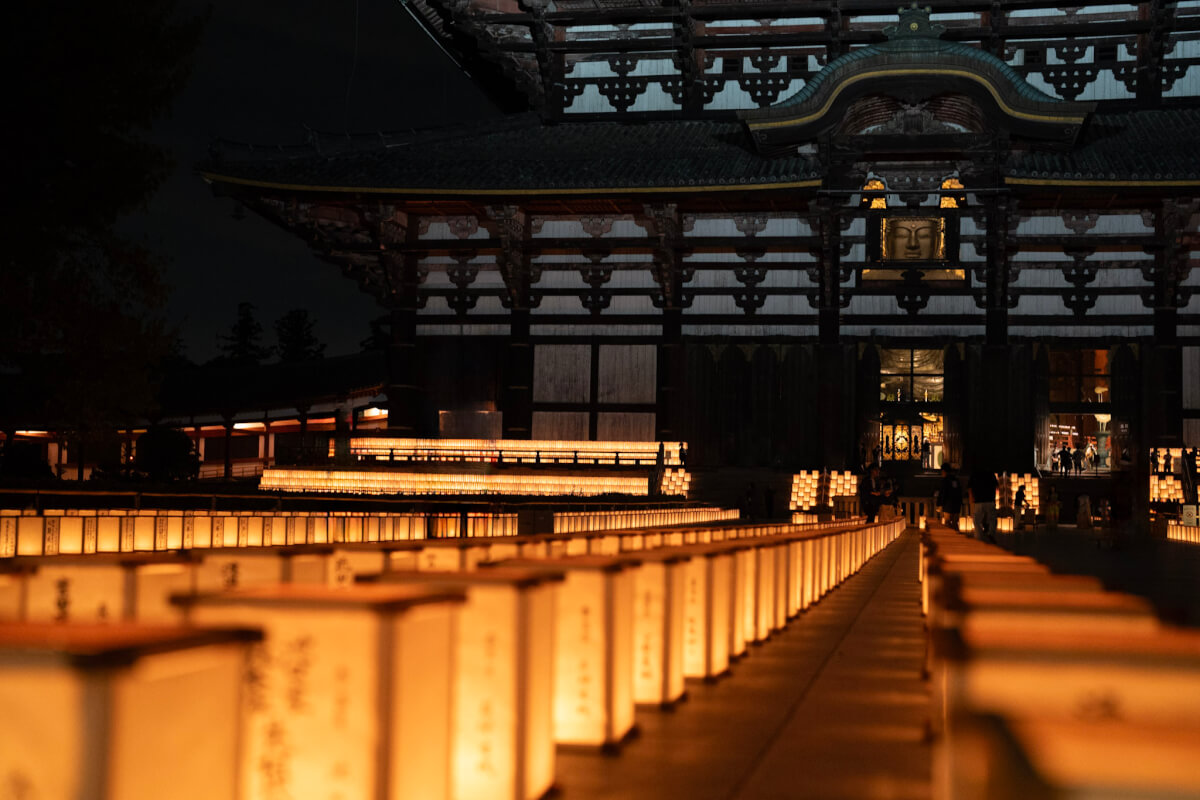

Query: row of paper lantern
(789, 470), (858, 511)
(347, 437), (686, 467)
(0, 506), (749, 560)
(260, 468), (653, 497)
(1167, 521), (1200, 543)
(0, 518), (859, 625)
(0, 509), (527, 558)
(0, 515), (902, 800)
(553, 506), (736, 534)
(921, 519), (1200, 799)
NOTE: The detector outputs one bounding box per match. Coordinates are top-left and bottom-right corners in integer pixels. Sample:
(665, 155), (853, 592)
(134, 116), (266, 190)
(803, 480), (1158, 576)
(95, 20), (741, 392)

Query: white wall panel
(1010, 268), (1146, 287)
(922, 296), (984, 315)
(531, 412), (589, 440)
(757, 296), (817, 315)
(681, 324), (819, 336)
(597, 345), (656, 403)
(683, 295), (738, 314)
(1183, 347), (1200, 408)
(847, 295), (903, 315)
(597, 412), (656, 442)
(533, 345), (590, 402)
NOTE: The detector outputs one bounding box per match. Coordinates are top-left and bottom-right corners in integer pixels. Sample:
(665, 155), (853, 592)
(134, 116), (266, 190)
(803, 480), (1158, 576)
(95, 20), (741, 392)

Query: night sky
(122, 0), (498, 362)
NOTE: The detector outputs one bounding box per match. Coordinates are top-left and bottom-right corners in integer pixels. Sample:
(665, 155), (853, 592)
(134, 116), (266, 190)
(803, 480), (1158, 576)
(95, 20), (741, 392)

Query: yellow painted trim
(201, 171), (822, 195)
(746, 67), (1087, 130)
(1006, 176), (1200, 187)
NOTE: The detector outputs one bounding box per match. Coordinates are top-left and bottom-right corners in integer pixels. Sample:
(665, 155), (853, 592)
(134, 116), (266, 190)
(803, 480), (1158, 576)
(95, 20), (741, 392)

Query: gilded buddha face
(885, 218), (940, 260)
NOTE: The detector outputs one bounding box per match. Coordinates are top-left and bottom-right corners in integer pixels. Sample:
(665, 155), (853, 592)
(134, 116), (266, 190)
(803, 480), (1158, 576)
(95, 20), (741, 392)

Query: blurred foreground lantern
(935, 625), (1200, 731)
(177, 584), (466, 800)
(942, 712), (1200, 800)
(0, 623), (260, 800)
(192, 547), (334, 592)
(12, 554), (197, 623)
(373, 568), (563, 800)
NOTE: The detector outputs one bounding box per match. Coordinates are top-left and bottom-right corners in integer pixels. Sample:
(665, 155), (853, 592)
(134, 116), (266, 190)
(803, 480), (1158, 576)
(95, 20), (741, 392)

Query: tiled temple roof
(1007, 109), (1200, 184)
(202, 108), (1200, 196)
(202, 116), (823, 195)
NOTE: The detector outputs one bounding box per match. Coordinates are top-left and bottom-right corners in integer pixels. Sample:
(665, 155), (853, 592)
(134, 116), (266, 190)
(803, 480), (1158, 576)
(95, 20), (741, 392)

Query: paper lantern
(14, 554), (197, 623)
(681, 546), (733, 680)
(372, 568), (562, 800)
(935, 625), (1200, 730)
(0, 623), (260, 800)
(626, 551), (688, 707)
(178, 584), (466, 800)
(943, 712), (1200, 800)
(193, 548), (331, 593)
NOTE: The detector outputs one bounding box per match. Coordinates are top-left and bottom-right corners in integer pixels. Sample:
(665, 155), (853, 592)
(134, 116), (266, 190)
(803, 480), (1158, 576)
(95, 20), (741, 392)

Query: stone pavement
(556, 531), (931, 800)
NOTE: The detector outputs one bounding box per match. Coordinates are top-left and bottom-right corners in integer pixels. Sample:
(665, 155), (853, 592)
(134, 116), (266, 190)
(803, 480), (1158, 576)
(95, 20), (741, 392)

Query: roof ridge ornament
(883, 4), (946, 41)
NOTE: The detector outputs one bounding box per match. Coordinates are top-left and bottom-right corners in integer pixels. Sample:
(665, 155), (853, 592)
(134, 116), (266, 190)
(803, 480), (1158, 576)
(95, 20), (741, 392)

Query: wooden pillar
(815, 202), (842, 345)
(816, 344), (855, 470)
(503, 311), (533, 439)
(656, 306), (684, 443)
(222, 416), (234, 481)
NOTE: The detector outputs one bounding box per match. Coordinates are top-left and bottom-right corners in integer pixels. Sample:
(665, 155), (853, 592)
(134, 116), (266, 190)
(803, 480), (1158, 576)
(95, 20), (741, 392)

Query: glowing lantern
(177, 584), (466, 800)
(625, 551), (688, 707)
(731, 545), (755, 654)
(0, 571), (23, 620)
(372, 568), (563, 800)
(753, 542), (779, 641)
(681, 546), (733, 680)
(500, 556), (639, 747)
(15, 554), (197, 623)
(0, 622), (260, 800)
(192, 548), (334, 593)
(936, 625), (1200, 730)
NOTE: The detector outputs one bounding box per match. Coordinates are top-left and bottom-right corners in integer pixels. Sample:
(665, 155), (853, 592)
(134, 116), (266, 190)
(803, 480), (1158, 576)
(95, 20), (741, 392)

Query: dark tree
(1, 1), (207, 465)
(360, 316), (392, 352)
(218, 302), (273, 366)
(274, 309), (327, 363)
(135, 426), (199, 482)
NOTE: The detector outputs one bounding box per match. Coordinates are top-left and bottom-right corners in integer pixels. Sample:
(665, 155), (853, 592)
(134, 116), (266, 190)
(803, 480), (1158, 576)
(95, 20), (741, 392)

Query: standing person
(936, 463), (963, 530)
(921, 438), (932, 470)
(859, 464), (890, 523)
(1059, 443), (1072, 476)
(1073, 445), (1084, 476)
(968, 467), (999, 543)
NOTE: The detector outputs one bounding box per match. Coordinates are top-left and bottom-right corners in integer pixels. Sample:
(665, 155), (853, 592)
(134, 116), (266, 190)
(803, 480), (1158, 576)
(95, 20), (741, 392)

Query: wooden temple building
(201, 2), (1200, 482)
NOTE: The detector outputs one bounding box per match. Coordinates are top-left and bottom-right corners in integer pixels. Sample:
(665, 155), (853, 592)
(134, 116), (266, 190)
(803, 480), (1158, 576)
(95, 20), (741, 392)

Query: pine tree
(218, 303), (273, 366)
(274, 309), (326, 363)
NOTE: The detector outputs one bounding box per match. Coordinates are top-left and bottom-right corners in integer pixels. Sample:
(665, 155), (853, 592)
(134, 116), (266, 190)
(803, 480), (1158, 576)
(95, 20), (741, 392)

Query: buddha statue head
(885, 217), (941, 260)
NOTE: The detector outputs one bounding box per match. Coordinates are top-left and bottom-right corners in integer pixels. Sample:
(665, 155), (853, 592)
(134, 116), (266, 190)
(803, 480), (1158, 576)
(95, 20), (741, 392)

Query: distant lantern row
(2, 506), (734, 559)
(552, 506), (734, 534)
(345, 437), (686, 467)
(258, 469), (678, 497)
(789, 470), (859, 512)
(0, 515), (902, 800)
